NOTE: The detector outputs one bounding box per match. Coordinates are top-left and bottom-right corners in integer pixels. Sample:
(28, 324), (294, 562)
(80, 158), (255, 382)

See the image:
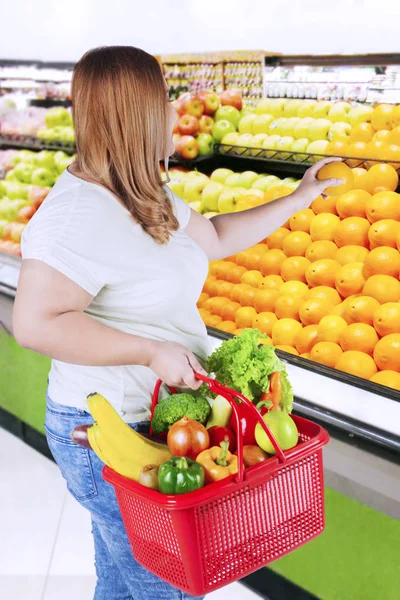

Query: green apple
(252, 175), (280, 192)
(0, 220), (9, 237)
(291, 138), (310, 160)
(45, 107), (72, 128)
(35, 150), (56, 170)
(225, 173), (242, 187)
(221, 132), (239, 145)
(293, 118), (314, 139)
(255, 411), (298, 454)
(281, 117), (300, 137)
(250, 133), (269, 156)
(202, 182), (224, 212)
(268, 99), (286, 117)
(328, 102), (351, 123)
(283, 100), (302, 117)
(3, 182), (28, 200)
(168, 179), (186, 198)
(238, 171), (259, 189)
(188, 201), (204, 213)
(218, 188), (244, 213)
(185, 172), (209, 182)
(54, 155), (74, 175)
(210, 168), (233, 184)
(12, 150), (36, 165)
(212, 120), (236, 143)
(348, 105), (374, 126)
(13, 163), (34, 184)
(328, 122), (352, 143)
(236, 133), (254, 156)
(183, 178), (209, 202)
(255, 99), (272, 115)
(0, 181), (6, 199)
(203, 211), (219, 218)
(313, 102), (332, 118)
(308, 119), (332, 141)
(196, 133), (214, 156)
(276, 136), (295, 158)
(238, 114), (257, 134)
(306, 140), (330, 161)
(215, 106), (241, 129)
(262, 135), (281, 158)
(31, 167), (55, 187)
(297, 101), (317, 118)
(240, 106), (255, 118)
(268, 118), (287, 136)
(252, 115), (274, 135)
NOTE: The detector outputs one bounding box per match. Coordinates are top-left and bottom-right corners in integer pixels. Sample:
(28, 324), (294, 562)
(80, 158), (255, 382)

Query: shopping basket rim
(102, 413), (329, 510)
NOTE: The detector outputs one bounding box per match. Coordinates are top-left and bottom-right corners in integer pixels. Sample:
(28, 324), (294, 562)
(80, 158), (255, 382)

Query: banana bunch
(85, 393), (171, 481)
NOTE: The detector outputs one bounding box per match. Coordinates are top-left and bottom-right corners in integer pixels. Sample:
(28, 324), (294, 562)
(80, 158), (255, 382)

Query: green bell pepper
(158, 456), (204, 495)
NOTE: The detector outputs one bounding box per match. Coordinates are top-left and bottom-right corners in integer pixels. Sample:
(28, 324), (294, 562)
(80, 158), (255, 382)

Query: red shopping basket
(103, 373), (329, 596)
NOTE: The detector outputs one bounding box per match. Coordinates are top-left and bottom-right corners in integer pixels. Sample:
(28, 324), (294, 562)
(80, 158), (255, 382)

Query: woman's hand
(295, 157), (345, 210)
(148, 341), (207, 390)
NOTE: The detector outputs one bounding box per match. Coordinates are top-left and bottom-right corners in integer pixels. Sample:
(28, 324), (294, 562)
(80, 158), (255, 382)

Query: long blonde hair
(71, 46), (179, 244)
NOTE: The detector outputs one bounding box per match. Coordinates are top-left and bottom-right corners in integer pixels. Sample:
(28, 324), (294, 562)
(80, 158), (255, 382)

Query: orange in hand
(317, 162), (354, 196)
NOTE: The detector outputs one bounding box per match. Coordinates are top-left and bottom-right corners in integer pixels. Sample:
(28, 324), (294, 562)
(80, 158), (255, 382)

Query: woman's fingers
(308, 156), (343, 175)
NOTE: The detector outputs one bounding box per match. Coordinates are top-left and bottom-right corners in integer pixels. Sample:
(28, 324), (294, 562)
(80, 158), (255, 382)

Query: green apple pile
(221, 98), (375, 160)
(4, 149), (74, 187)
(36, 107), (75, 144)
(167, 167), (300, 216)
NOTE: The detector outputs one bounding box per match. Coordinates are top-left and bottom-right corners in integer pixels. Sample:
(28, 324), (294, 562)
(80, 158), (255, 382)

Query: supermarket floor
(0, 427), (263, 600)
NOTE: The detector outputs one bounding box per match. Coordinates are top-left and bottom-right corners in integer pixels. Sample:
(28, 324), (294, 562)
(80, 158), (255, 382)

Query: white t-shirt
(21, 170), (210, 422)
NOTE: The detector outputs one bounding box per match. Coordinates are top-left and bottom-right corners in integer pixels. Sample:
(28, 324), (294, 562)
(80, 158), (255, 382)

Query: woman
(13, 46), (342, 600)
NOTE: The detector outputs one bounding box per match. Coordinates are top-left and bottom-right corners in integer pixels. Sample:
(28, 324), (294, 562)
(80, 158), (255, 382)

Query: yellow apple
(294, 118), (314, 139)
(348, 105), (374, 126)
(255, 99), (272, 115)
(218, 188), (244, 213)
(328, 102), (351, 123)
(202, 181), (225, 212)
(291, 138), (310, 161)
(276, 136), (295, 159)
(225, 173), (242, 187)
(308, 119), (332, 141)
(262, 135), (281, 157)
(221, 132), (240, 146)
(298, 100), (317, 118)
(238, 171), (259, 189)
(252, 175), (280, 191)
(250, 133), (269, 156)
(236, 133), (255, 156)
(306, 140), (330, 162)
(328, 122), (352, 143)
(210, 168), (233, 184)
(188, 200), (204, 213)
(313, 102), (332, 118)
(283, 100), (302, 117)
(252, 115), (274, 135)
(281, 117), (301, 137)
(238, 114), (257, 134)
(203, 211), (219, 218)
(246, 188), (264, 198)
(268, 99), (286, 117)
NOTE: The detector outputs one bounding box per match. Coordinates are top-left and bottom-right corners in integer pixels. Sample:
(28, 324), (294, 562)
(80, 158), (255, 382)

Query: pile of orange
(198, 161), (400, 391)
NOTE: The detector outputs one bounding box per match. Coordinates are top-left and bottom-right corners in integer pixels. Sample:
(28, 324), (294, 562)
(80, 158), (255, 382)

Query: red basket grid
(103, 373), (329, 596)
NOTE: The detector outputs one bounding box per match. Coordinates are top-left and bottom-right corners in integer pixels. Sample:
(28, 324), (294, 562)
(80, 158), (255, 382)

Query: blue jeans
(44, 395), (204, 600)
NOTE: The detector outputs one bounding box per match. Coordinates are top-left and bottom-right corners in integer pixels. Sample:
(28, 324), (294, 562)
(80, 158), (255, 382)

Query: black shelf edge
(0, 135), (75, 155)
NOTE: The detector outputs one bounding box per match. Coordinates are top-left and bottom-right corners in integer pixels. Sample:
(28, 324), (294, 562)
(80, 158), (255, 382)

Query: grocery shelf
(0, 134), (75, 155)
(29, 98), (71, 108)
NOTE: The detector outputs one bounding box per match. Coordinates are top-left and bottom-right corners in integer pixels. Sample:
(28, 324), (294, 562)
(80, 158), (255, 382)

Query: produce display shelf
(0, 134), (75, 155)
(29, 98), (71, 108)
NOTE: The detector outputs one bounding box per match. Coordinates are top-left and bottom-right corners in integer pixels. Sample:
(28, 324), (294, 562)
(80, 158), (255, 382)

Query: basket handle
(150, 372), (286, 483)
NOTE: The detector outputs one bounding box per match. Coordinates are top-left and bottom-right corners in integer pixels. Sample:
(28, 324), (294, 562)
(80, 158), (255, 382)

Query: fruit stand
(1, 51), (400, 600)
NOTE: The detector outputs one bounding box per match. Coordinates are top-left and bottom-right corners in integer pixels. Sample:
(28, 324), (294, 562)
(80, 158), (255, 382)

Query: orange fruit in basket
(310, 213), (341, 242)
(214, 261), (236, 279)
(289, 209), (315, 233)
(259, 249), (287, 276)
(351, 168), (374, 193)
(343, 296), (380, 326)
(275, 294), (303, 320)
(258, 275), (284, 291)
(207, 296), (231, 316)
(366, 191), (400, 223)
(334, 217), (370, 248)
(335, 245), (369, 265)
(235, 250), (251, 267)
(336, 189), (371, 219)
(370, 370), (400, 390)
(275, 345), (299, 355)
(220, 301), (241, 322)
(207, 279), (226, 297)
(299, 297), (334, 325)
(281, 256), (311, 283)
(283, 231), (312, 257)
(339, 323), (379, 356)
(218, 321), (237, 334)
(349, 123), (374, 144)
(267, 185), (294, 202)
(203, 276), (216, 295)
(252, 311), (278, 336)
(305, 259), (340, 288)
(294, 324), (320, 354)
(363, 274), (400, 304)
(317, 162), (354, 195)
(198, 308), (211, 320)
(335, 262), (366, 298)
(226, 265), (247, 284)
(373, 302), (400, 337)
(311, 195), (338, 215)
(368, 219), (400, 249)
(230, 283), (251, 303)
(244, 250), (264, 271)
(253, 289), (279, 313)
(235, 306), (257, 328)
(267, 227), (291, 250)
(204, 314), (223, 328)
(367, 163), (399, 193)
(197, 292), (210, 308)
(371, 104), (395, 131)
(308, 286), (342, 305)
(271, 318), (303, 346)
(217, 281), (235, 298)
(279, 280), (310, 298)
(305, 240), (338, 262)
(398, 230), (400, 251)
(331, 302), (346, 318)
(241, 270), (263, 288)
(335, 350), (378, 378)
(374, 334), (400, 371)
(209, 262), (221, 276)
(317, 315), (347, 344)
(310, 341), (343, 368)
(364, 246), (400, 278)
(240, 285), (258, 307)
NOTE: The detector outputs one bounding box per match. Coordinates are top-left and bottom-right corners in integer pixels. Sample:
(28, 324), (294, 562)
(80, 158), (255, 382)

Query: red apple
(28, 186), (50, 209)
(174, 92), (192, 115)
(183, 96), (205, 118)
(198, 91), (221, 115)
(172, 120), (180, 134)
(17, 204), (37, 223)
(199, 115), (214, 134)
(220, 90), (243, 111)
(177, 114), (200, 136)
(175, 136), (199, 160)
